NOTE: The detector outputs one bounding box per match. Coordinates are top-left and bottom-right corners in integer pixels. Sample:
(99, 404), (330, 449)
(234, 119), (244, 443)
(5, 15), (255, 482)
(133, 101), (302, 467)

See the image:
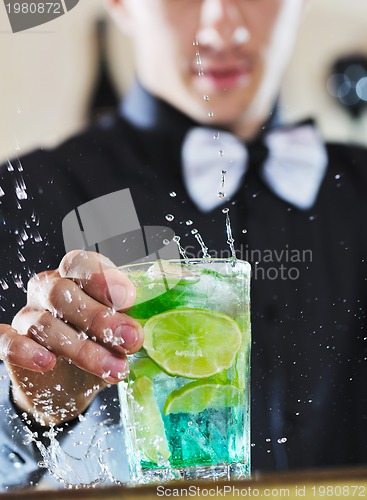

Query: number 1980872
(5, 3), (62, 14)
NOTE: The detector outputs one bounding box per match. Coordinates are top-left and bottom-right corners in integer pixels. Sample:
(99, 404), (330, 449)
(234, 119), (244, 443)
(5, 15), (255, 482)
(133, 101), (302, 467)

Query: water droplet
(213, 133), (220, 140)
(33, 231), (43, 243)
(222, 208), (229, 214)
(203, 95), (210, 101)
(15, 178), (28, 200)
(0, 279), (9, 290)
(208, 112), (214, 118)
(191, 229), (198, 235)
(277, 437), (287, 444)
(198, 68), (204, 76)
(219, 150), (224, 157)
(169, 191), (177, 197)
(185, 220), (193, 226)
(165, 214), (174, 222)
(102, 329), (114, 344)
(163, 239), (170, 246)
(0, 186), (5, 197)
(117, 370), (129, 380)
(242, 229), (247, 234)
(217, 192), (225, 199)
(17, 250), (25, 262)
(173, 235), (180, 242)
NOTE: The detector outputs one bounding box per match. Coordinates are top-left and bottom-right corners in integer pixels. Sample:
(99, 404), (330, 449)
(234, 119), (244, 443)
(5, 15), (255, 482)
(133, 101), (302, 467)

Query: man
(1, 0), (367, 489)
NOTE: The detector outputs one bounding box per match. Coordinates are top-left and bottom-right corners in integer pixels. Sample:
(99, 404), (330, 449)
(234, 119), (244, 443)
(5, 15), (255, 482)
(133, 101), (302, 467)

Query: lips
(193, 63), (252, 90)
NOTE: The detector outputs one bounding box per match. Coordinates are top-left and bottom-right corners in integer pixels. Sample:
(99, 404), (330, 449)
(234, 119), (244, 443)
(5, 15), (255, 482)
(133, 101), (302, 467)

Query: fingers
(58, 250), (136, 311)
(27, 273), (143, 354)
(0, 324), (56, 372)
(10, 250), (144, 384)
(13, 311), (129, 384)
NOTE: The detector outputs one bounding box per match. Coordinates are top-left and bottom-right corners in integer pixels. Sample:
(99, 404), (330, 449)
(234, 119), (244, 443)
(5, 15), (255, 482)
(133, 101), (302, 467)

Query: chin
(199, 99), (250, 128)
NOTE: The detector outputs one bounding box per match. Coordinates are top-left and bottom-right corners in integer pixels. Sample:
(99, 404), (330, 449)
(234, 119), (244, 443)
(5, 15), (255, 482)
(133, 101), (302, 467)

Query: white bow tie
(181, 124), (328, 212)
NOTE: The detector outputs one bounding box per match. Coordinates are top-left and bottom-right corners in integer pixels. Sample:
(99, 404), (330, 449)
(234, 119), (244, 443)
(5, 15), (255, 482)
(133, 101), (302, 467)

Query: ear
(104, 0), (133, 34)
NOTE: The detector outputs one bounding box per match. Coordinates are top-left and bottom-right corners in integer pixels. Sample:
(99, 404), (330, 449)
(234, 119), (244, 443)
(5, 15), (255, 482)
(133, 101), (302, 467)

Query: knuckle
(47, 278), (69, 310)
(59, 250), (85, 277)
(0, 332), (16, 362)
(75, 339), (94, 368)
(27, 270), (59, 309)
(86, 307), (106, 333)
(27, 311), (54, 344)
(27, 272), (43, 294)
(59, 250), (116, 279)
(35, 310), (54, 330)
(12, 305), (35, 332)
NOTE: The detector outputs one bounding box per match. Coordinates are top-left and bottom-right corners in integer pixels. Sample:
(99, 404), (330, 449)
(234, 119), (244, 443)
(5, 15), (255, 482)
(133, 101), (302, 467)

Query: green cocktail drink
(117, 259), (251, 484)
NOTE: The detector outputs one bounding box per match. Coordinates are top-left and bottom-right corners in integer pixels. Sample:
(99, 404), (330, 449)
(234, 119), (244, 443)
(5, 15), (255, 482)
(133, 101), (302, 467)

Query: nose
(197, 0), (250, 50)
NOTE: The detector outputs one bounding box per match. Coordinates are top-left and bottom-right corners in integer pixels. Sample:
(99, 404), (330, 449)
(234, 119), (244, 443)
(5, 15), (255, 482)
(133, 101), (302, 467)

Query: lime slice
(143, 308), (242, 378)
(130, 358), (162, 380)
(130, 376), (171, 463)
(164, 381), (243, 415)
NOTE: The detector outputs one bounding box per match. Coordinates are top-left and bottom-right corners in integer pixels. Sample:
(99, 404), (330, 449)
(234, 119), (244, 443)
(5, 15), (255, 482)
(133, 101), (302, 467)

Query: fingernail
(33, 349), (54, 368)
(108, 284), (130, 310)
(114, 325), (138, 350)
(102, 355), (129, 380)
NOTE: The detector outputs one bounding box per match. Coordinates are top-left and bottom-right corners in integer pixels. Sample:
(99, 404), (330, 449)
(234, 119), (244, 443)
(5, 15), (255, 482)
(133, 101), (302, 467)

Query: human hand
(5, 250), (143, 426)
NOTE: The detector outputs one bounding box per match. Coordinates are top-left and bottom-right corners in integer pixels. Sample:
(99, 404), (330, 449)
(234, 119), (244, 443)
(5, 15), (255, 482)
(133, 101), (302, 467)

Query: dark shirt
(1, 83), (367, 489)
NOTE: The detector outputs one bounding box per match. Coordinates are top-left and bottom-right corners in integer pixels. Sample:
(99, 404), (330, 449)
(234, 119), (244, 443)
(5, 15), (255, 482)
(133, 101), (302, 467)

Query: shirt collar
(120, 81), (197, 137)
(119, 80), (281, 140)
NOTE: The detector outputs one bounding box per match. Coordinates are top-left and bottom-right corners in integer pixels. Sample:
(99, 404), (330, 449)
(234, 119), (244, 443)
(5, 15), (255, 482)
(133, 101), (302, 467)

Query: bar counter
(1, 466), (366, 500)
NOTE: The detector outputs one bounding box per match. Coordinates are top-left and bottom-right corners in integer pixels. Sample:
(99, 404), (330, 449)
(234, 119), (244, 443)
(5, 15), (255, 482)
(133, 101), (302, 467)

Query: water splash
(191, 229), (211, 259)
(25, 422), (117, 489)
(218, 170), (227, 200)
(173, 235), (189, 261)
(222, 208), (236, 260)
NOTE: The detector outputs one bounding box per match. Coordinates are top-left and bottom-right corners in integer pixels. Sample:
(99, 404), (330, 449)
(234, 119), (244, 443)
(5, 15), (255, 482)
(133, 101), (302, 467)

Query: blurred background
(0, 0), (367, 163)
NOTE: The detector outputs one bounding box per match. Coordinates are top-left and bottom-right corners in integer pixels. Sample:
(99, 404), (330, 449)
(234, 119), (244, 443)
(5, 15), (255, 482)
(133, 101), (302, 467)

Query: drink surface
(118, 259), (251, 483)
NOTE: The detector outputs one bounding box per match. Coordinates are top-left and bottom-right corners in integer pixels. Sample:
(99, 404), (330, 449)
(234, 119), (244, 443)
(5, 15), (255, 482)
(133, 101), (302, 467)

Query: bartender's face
(110, 0), (305, 138)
